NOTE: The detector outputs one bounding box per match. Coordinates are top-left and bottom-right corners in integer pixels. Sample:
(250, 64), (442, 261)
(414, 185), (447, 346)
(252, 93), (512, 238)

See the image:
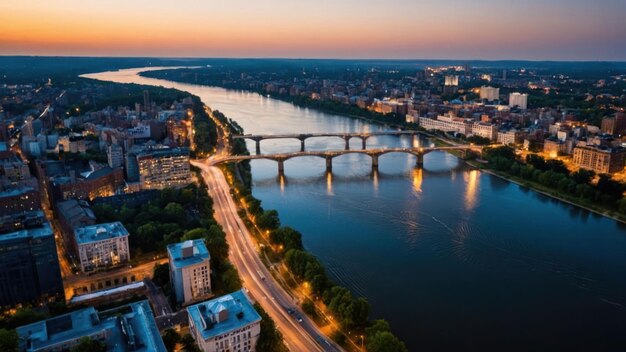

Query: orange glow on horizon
(1, 0), (625, 60)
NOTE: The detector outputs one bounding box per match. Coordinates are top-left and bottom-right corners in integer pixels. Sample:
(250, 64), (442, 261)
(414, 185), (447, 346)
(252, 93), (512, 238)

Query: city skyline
(1, 0), (626, 61)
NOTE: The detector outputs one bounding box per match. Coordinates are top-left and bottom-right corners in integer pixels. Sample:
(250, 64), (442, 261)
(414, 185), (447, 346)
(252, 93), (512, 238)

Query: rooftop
(74, 221), (129, 245)
(167, 239), (210, 269)
(187, 290), (261, 340)
(56, 199), (96, 229)
(17, 300), (166, 352)
(0, 219), (53, 242)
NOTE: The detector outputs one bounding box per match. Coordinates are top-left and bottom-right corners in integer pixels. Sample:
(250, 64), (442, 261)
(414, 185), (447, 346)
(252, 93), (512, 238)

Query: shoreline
(470, 163), (626, 225)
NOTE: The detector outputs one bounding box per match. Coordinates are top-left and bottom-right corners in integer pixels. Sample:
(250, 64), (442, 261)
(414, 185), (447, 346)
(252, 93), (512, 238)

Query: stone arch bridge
(208, 146), (483, 174)
(232, 131), (424, 154)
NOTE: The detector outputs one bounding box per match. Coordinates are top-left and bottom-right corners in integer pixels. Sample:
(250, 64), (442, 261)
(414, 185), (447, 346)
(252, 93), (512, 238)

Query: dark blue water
(89, 68), (626, 351)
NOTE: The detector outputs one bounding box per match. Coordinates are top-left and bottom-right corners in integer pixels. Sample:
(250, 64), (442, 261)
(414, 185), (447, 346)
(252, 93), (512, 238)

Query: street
(192, 160), (340, 352)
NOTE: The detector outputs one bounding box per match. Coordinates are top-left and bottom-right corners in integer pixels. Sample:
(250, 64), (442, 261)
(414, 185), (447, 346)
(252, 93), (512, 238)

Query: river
(84, 68), (626, 351)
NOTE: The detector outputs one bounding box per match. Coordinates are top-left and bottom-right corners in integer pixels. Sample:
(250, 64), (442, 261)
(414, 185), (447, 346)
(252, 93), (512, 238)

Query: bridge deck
(210, 145), (482, 164)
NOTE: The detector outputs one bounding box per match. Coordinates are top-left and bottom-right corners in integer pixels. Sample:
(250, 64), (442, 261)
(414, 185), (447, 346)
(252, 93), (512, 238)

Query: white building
(167, 240), (212, 305)
(497, 130), (524, 145)
(74, 222), (130, 272)
(107, 144), (124, 169)
(472, 122), (498, 141)
(480, 86), (500, 102)
(418, 115), (472, 136)
(187, 290), (262, 352)
(509, 92), (528, 110)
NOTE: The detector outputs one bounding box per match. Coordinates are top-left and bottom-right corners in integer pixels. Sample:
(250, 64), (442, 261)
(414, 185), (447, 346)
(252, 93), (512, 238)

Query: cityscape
(1, 1), (626, 352)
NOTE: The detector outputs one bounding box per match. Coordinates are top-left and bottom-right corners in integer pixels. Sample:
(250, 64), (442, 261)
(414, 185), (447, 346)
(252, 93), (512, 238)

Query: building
(168, 240), (212, 305)
(444, 75), (459, 86)
(497, 130), (524, 145)
(74, 222), (130, 272)
(509, 92), (528, 110)
(107, 143), (124, 168)
(0, 212), (63, 307)
(544, 138), (570, 158)
(480, 86), (500, 102)
(16, 300), (166, 352)
(0, 187), (41, 215)
(418, 115), (472, 136)
(56, 199), (96, 257)
(37, 160), (125, 204)
(137, 147), (191, 190)
(187, 290), (262, 352)
(572, 145), (626, 174)
(601, 113), (626, 136)
(471, 122), (498, 141)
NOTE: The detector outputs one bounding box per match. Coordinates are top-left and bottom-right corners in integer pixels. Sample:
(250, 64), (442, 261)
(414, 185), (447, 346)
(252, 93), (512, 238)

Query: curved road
(192, 160), (340, 352)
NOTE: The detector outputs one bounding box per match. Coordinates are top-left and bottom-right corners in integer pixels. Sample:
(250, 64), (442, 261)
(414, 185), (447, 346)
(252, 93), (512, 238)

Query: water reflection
(278, 173), (286, 194)
(464, 170), (479, 211)
(326, 172), (333, 195)
(412, 168), (423, 193)
(372, 168), (379, 194)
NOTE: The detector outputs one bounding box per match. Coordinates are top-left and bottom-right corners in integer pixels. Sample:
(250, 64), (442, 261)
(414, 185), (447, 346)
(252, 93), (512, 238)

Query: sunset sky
(1, 0), (625, 60)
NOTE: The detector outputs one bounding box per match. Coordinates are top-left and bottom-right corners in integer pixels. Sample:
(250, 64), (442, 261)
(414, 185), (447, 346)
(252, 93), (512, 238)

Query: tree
(162, 328), (181, 351)
(269, 227), (303, 252)
(206, 231), (229, 265)
(0, 329), (18, 352)
(70, 337), (106, 352)
(181, 228), (208, 242)
(366, 331), (408, 352)
(163, 203), (186, 224)
(153, 263), (170, 288)
(257, 210), (280, 231)
(180, 334), (201, 352)
(572, 169), (595, 185)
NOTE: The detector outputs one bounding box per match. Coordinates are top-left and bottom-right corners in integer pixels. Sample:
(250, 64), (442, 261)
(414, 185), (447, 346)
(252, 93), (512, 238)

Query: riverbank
(470, 162), (626, 224)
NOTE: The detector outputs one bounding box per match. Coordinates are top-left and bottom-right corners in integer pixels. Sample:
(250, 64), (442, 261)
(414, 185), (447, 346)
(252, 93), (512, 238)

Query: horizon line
(2, 54), (626, 64)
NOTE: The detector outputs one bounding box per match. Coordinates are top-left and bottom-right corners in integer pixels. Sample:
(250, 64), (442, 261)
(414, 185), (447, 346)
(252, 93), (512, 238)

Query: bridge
(232, 131), (424, 154)
(209, 146), (483, 174)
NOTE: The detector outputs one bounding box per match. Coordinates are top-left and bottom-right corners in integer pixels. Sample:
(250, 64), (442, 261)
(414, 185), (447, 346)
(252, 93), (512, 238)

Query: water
(85, 68), (626, 351)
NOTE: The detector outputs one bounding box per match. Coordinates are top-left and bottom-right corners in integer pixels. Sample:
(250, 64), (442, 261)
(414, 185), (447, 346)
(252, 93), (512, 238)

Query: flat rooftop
(167, 239), (210, 269)
(74, 221), (129, 245)
(0, 220), (53, 242)
(17, 300), (166, 352)
(187, 290), (261, 341)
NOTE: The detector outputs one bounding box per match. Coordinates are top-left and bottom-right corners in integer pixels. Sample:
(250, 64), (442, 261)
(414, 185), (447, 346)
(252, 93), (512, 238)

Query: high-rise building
(168, 240), (211, 305)
(74, 222), (130, 272)
(0, 212), (63, 306)
(143, 90), (151, 113)
(137, 147), (191, 190)
(187, 290), (262, 352)
(480, 86), (500, 102)
(444, 75), (459, 86)
(107, 143), (124, 168)
(509, 92), (528, 110)
(17, 300), (167, 352)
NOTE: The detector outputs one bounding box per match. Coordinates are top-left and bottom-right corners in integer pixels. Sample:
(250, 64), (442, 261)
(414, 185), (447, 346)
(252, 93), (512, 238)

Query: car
(295, 315), (303, 323)
(286, 308), (295, 315)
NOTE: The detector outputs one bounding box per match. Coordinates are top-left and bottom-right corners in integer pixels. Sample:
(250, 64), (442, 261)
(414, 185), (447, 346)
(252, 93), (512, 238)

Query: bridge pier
(255, 140), (261, 155)
(416, 153), (424, 167)
(277, 159), (285, 174)
(343, 136), (351, 150)
(371, 154), (379, 169)
(325, 156), (333, 172)
(300, 139), (306, 152)
(361, 136), (370, 150)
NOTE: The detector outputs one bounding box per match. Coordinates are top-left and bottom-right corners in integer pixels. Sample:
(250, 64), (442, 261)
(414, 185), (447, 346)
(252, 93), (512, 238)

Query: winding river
(84, 68), (626, 351)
